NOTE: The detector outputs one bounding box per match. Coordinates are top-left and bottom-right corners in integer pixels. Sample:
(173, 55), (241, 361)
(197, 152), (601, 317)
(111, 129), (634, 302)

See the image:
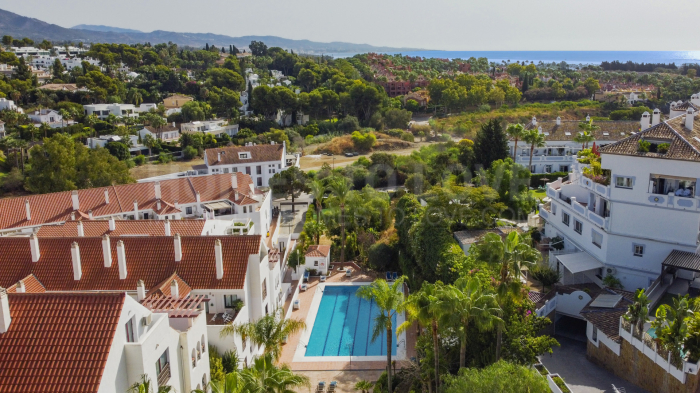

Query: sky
(2, 0), (700, 51)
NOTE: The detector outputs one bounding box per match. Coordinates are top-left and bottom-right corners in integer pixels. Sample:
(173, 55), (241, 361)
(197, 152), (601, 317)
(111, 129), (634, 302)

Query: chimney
(586, 115), (591, 122)
(71, 242), (82, 281)
(133, 200), (139, 220)
(29, 234), (40, 262)
(652, 108), (661, 126)
(25, 200), (31, 221)
(88, 210), (93, 220)
(556, 117), (561, 126)
(538, 126), (543, 134)
(231, 174), (238, 190)
(271, 141), (275, 145)
(641, 111), (650, 131)
(117, 240), (127, 279)
(686, 108), (696, 130)
(156, 200), (162, 211)
(235, 191), (239, 201)
(217, 152), (221, 162)
(102, 234), (112, 267)
(77, 221), (84, 237)
(172, 121), (176, 128)
(170, 280), (179, 300)
(71, 190), (80, 211)
(196, 192), (201, 203)
(164, 218), (171, 236)
(70, 212), (75, 221)
(154, 181), (161, 200)
(16, 280), (25, 293)
(174, 233), (182, 262)
(136, 280), (146, 302)
(104, 189), (110, 204)
(0, 289), (10, 333)
(215, 239), (224, 280)
(109, 217), (116, 231)
(532, 116), (537, 125)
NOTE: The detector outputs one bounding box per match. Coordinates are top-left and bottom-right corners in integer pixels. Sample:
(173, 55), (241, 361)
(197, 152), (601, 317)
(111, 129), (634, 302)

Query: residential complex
(203, 142), (299, 187)
(84, 103), (158, 120)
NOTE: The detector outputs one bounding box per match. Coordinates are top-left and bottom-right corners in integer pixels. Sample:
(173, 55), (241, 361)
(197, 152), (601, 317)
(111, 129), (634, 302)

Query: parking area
(540, 336), (648, 393)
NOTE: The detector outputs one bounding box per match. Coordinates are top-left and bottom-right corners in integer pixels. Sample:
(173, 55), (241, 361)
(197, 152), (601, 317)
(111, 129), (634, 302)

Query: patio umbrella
(539, 177), (550, 183)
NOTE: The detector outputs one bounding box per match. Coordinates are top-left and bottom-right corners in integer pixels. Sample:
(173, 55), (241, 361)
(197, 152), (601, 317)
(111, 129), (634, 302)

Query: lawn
(531, 189), (547, 200)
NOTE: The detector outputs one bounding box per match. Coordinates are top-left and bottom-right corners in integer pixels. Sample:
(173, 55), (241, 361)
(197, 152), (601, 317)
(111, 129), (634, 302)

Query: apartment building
(204, 142), (299, 187)
(180, 119), (239, 138)
(0, 173), (273, 237)
(539, 105), (700, 291)
(84, 103), (158, 120)
(509, 116), (639, 174)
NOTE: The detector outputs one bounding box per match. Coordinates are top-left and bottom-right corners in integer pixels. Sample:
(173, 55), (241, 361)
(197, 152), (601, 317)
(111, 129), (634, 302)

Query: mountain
(0, 8), (422, 53)
(71, 24), (143, 34)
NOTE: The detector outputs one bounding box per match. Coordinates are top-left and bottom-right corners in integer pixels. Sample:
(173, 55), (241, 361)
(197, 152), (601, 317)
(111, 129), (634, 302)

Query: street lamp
(332, 156), (336, 170)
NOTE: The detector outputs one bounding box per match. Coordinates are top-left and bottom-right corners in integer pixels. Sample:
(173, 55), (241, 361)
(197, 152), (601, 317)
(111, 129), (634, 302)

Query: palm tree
(150, 115), (167, 140)
(356, 277), (407, 393)
(128, 374), (172, 393)
(506, 123), (525, 162)
(354, 380), (374, 393)
(522, 128), (546, 171)
(240, 353), (310, 393)
(477, 231), (539, 359)
(400, 281), (446, 392)
(574, 127), (596, 150)
(624, 288), (650, 338)
(208, 371), (243, 393)
(442, 278), (502, 369)
(143, 134), (157, 156)
(327, 176), (351, 262)
(652, 295), (695, 368)
(308, 179), (326, 223)
(220, 311), (306, 362)
(58, 108), (69, 128)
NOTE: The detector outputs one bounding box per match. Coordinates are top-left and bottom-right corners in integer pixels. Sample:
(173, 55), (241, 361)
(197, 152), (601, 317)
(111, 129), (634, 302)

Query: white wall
(556, 291), (592, 317)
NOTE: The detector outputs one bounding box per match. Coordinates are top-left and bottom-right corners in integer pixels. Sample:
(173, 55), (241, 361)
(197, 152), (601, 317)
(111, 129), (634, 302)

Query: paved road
(540, 336), (648, 393)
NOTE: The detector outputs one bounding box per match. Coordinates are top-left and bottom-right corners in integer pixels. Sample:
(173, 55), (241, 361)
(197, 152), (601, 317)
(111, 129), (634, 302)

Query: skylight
(589, 294), (623, 308)
(565, 132), (571, 136)
(603, 132), (609, 136)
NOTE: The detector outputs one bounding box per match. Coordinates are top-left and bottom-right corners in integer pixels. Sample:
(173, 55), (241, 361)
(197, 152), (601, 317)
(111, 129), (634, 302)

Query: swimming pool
(305, 285), (397, 357)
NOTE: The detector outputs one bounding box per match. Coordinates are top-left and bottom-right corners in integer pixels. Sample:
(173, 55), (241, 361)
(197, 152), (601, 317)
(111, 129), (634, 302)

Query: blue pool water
(305, 285), (397, 357)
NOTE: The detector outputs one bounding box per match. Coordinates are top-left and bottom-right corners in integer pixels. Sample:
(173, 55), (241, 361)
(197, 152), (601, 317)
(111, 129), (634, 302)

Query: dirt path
(300, 141), (433, 171)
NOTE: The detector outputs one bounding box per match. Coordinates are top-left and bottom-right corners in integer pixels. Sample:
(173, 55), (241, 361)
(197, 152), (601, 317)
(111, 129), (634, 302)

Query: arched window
(191, 348), (196, 368)
(196, 341), (201, 360)
(201, 335), (206, 354)
(202, 374), (208, 389)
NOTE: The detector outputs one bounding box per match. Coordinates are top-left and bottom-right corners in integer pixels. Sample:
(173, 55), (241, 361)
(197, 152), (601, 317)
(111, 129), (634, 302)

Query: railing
(157, 363), (171, 386)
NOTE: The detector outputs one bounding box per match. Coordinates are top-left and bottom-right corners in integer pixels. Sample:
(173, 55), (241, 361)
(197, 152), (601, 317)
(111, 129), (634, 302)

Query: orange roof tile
(147, 273), (193, 298)
(0, 292), (125, 393)
(205, 144), (284, 166)
(37, 220), (206, 237)
(0, 235), (262, 292)
(5, 274), (46, 293)
(305, 245), (331, 257)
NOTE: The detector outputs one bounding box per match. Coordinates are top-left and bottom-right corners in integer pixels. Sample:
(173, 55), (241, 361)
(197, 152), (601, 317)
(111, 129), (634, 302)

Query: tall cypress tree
(205, 43), (209, 51)
(473, 119), (508, 170)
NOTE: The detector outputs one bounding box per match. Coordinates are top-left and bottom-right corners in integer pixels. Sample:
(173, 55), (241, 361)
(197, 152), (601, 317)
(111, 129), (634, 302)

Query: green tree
(354, 380), (374, 393)
(506, 123), (525, 162)
(522, 128), (546, 169)
(106, 142), (130, 161)
(221, 311), (306, 361)
(356, 277), (407, 393)
(575, 120), (598, 149)
(128, 374), (171, 393)
(308, 179), (326, 222)
(351, 130), (377, 151)
(269, 166), (310, 213)
(240, 353), (309, 393)
(652, 295), (694, 367)
(583, 77), (601, 96)
(327, 176), (351, 262)
(443, 360), (550, 393)
(473, 119), (508, 169)
(51, 58), (65, 80)
(25, 133), (77, 192)
(383, 108), (412, 129)
(208, 371), (243, 393)
(440, 277), (502, 368)
(624, 288), (650, 338)
(1, 35), (12, 46)
(143, 134), (158, 156)
(249, 41), (268, 57)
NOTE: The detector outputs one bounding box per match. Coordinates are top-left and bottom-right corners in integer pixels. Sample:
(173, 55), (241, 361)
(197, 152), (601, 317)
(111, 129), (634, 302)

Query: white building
(290, 245), (331, 280)
(10, 46), (50, 57)
(86, 134), (133, 149)
(0, 98), (23, 113)
(52, 45), (89, 56)
(539, 107), (700, 291)
(181, 119), (239, 138)
(28, 108), (74, 128)
(204, 142), (300, 188)
(138, 124), (180, 142)
(670, 100), (699, 119)
(84, 103), (158, 120)
(510, 116), (639, 174)
(0, 121), (5, 138)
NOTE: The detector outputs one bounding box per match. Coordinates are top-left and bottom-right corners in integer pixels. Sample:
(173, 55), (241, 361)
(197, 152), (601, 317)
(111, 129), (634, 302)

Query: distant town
(0, 15), (700, 393)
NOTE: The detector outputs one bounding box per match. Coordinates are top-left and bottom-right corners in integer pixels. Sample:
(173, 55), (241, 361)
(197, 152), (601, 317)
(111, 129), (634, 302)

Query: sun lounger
(328, 381), (337, 392)
(386, 272), (392, 281)
(316, 381), (326, 392)
(303, 271), (310, 282)
(392, 272), (398, 280)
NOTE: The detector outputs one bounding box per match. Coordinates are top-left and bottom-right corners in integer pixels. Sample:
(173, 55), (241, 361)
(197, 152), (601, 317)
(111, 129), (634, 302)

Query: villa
(203, 142), (300, 187)
(137, 123), (180, 142)
(28, 108), (75, 128)
(84, 103), (158, 120)
(180, 119), (239, 138)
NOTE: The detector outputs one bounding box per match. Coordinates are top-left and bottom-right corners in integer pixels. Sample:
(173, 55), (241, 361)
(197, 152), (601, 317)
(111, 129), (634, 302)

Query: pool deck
(278, 264), (417, 372)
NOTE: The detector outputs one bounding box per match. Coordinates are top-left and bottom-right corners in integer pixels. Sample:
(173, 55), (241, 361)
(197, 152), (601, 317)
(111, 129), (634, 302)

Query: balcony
(157, 363), (171, 386)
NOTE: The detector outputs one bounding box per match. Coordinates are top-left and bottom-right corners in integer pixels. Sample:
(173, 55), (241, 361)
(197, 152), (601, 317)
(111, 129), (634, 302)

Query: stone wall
(587, 340), (700, 393)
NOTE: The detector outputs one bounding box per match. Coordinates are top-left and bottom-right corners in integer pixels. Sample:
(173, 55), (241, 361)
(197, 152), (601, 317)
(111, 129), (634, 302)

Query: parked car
(344, 152), (354, 157)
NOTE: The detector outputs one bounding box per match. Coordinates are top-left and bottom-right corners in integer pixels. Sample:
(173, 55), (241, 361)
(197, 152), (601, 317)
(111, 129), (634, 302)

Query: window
(224, 168), (229, 174)
(560, 165), (569, 173)
(257, 178), (262, 187)
(143, 213), (149, 220)
(238, 153), (250, 159)
(592, 230), (603, 248)
(562, 212), (570, 226)
(186, 207), (192, 215)
(256, 165), (262, 175)
(125, 318), (135, 343)
(615, 176), (634, 189)
(262, 279), (267, 300)
(314, 260), (319, 266)
(545, 165), (552, 173)
(592, 327), (598, 342)
(232, 167), (238, 173)
(574, 220), (583, 234)
(224, 294), (238, 308)
(155, 350), (170, 383)
(278, 164), (281, 169)
(634, 244), (645, 257)
(245, 166), (251, 175)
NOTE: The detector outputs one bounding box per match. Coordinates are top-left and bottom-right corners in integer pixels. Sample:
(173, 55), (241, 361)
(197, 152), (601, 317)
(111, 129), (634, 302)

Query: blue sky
(1, 0), (699, 51)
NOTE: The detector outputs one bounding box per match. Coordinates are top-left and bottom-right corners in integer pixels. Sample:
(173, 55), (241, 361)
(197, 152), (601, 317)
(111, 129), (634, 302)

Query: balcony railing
(157, 364), (171, 386)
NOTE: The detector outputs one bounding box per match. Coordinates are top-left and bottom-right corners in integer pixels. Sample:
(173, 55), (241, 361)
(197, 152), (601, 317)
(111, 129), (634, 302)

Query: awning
(556, 252), (603, 274)
(203, 201), (231, 211)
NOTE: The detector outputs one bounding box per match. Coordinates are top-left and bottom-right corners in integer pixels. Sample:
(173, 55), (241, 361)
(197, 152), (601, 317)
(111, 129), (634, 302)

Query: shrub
(478, 104), (491, 112)
(603, 274), (623, 289)
(551, 376), (571, 393)
(351, 130), (377, 151)
(400, 132), (414, 142)
(337, 116), (360, 133)
(404, 99), (420, 112)
(158, 152), (172, 164)
(638, 139), (651, 152)
(367, 240), (398, 271)
(221, 348), (240, 373)
(550, 236), (564, 250)
(132, 155), (145, 166)
(658, 143), (670, 154)
(183, 145), (198, 160)
(530, 264), (561, 288)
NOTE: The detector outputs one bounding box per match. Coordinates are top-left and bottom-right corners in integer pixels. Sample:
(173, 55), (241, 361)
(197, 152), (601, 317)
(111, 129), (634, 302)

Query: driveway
(540, 336), (649, 393)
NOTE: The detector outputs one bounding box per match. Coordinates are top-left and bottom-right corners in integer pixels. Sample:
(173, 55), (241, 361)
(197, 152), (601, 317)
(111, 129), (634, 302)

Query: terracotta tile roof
(599, 119), (700, 162)
(147, 273), (192, 298)
(5, 274), (46, 293)
(305, 245), (331, 258)
(672, 101), (699, 111)
(579, 288), (635, 343)
(0, 235), (262, 292)
(0, 292), (125, 393)
(522, 120), (638, 142)
(37, 220), (206, 237)
(205, 144), (284, 166)
(0, 173), (260, 231)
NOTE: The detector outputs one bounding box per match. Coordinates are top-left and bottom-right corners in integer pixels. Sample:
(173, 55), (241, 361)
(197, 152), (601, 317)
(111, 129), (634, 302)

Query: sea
(328, 51), (700, 65)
